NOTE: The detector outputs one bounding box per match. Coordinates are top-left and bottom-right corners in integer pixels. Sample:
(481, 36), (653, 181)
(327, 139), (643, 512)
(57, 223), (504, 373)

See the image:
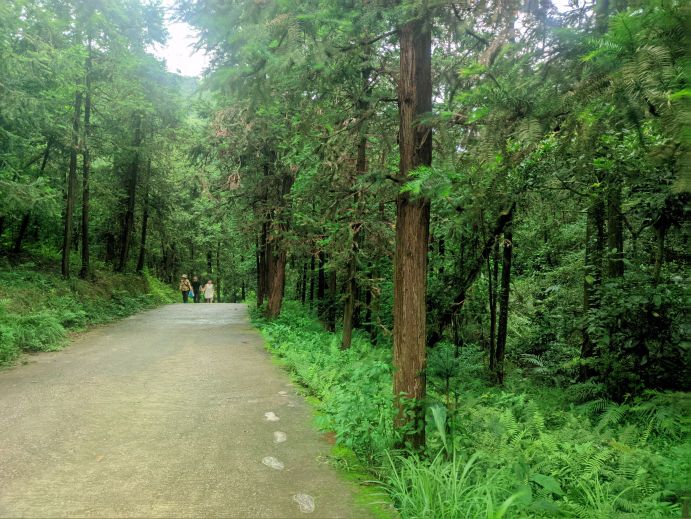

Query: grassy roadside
(251, 301), (689, 519)
(0, 253), (177, 366)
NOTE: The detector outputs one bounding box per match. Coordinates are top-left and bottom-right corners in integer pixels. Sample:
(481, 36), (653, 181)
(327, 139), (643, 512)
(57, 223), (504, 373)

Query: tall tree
(392, 9), (433, 447)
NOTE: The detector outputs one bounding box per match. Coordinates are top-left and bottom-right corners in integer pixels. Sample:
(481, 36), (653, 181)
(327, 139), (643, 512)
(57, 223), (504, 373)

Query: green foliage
(253, 302), (397, 462)
(0, 254), (176, 365)
(255, 302), (688, 518)
(585, 273), (689, 398)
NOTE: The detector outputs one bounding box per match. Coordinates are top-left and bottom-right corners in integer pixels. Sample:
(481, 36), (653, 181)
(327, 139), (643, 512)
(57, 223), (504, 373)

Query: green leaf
(530, 474), (564, 496)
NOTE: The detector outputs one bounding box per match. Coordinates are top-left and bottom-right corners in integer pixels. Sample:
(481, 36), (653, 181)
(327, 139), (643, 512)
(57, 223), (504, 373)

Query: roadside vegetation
(0, 249), (176, 365)
(255, 302), (688, 518)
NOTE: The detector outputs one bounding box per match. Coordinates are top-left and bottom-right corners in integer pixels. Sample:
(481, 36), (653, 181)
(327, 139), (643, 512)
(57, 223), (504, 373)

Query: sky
(151, 1), (209, 77)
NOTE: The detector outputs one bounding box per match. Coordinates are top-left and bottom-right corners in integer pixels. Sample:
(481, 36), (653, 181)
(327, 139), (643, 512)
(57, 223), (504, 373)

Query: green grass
(252, 301), (689, 519)
(0, 255), (177, 365)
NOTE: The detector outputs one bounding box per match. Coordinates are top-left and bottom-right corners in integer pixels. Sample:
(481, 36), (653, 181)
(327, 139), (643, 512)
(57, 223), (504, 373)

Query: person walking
(201, 279), (215, 303)
(191, 275), (202, 303)
(179, 274), (192, 303)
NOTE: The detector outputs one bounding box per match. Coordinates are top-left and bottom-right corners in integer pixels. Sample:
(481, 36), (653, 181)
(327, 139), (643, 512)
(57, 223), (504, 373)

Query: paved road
(0, 304), (373, 518)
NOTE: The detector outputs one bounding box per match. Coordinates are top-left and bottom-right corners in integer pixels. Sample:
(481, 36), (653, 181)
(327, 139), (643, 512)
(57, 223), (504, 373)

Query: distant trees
(179, 0), (689, 439)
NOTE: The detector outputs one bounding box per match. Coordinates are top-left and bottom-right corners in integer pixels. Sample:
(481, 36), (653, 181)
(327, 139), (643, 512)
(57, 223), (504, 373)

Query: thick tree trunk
(494, 212), (513, 385)
(136, 159), (151, 273)
(265, 248), (286, 318)
(393, 17), (432, 448)
(62, 91), (83, 278)
(116, 113), (142, 272)
(581, 194), (605, 378)
(79, 41), (93, 279)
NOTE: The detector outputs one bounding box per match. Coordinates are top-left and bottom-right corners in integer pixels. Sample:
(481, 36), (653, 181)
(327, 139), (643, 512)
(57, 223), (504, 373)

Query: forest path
(0, 303), (373, 518)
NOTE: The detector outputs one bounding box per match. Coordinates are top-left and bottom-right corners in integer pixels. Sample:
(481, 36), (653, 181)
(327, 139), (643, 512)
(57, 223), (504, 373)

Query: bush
(0, 260), (177, 365)
(254, 301), (688, 519)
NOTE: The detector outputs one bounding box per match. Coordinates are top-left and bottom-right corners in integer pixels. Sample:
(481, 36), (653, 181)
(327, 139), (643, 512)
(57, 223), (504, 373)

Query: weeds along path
(0, 303), (372, 518)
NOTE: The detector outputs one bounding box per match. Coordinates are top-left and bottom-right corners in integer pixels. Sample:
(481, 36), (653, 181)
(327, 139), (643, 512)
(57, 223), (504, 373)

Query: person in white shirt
(202, 279), (215, 303)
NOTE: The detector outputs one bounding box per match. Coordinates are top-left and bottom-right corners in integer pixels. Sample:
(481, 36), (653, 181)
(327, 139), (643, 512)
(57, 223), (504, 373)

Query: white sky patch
(150, 0), (209, 77)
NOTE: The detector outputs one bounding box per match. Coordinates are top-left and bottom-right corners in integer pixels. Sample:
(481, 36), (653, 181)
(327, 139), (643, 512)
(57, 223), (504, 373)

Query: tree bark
(264, 168), (294, 318)
(393, 16), (433, 448)
(79, 40), (93, 279)
(62, 91), (83, 278)
(494, 211), (513, 385)
(116, 113), (142, 272)
(136, 158), (151, 273)
(265, 246), (286, 317)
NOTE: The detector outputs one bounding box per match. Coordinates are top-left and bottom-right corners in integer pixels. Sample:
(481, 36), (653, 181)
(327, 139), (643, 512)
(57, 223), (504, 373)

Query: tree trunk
(393, 16), (432, 449)
(136, 158), (151, 273)
(79, 40), (93, 279)
(309, 254), (315, 305)
(13, 214), (30, 254)
(326, 269), (337, 332)
(341, 60), (371, 349)
(265, 247), (286, 318)
(62, 91), (83, 278)
(494, 211), (513, 385)
(606, 180), (624, 278)
(342, 249), (357, 348)
(317, 251), (326, 317)
(488, 239), (499, 372)
(581, 194), (605, 378)
(116, 113), (142, 272)
(301, 261), (307, 304)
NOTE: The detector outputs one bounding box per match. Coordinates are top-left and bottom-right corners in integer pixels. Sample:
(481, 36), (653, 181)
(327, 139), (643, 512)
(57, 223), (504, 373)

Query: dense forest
(1, 0), (688, 517)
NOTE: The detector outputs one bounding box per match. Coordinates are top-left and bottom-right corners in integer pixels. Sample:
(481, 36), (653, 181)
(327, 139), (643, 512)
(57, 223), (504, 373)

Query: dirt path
(0, 304), (375, 518)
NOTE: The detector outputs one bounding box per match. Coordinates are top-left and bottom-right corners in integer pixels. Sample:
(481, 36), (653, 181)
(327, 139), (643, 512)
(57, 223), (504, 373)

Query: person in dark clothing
(191, 275), (202, 303)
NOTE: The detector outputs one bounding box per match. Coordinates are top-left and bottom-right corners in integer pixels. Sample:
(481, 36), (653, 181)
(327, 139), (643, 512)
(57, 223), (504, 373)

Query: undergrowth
(0, 256), (176, 365)
(253, 301), (689, 519)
